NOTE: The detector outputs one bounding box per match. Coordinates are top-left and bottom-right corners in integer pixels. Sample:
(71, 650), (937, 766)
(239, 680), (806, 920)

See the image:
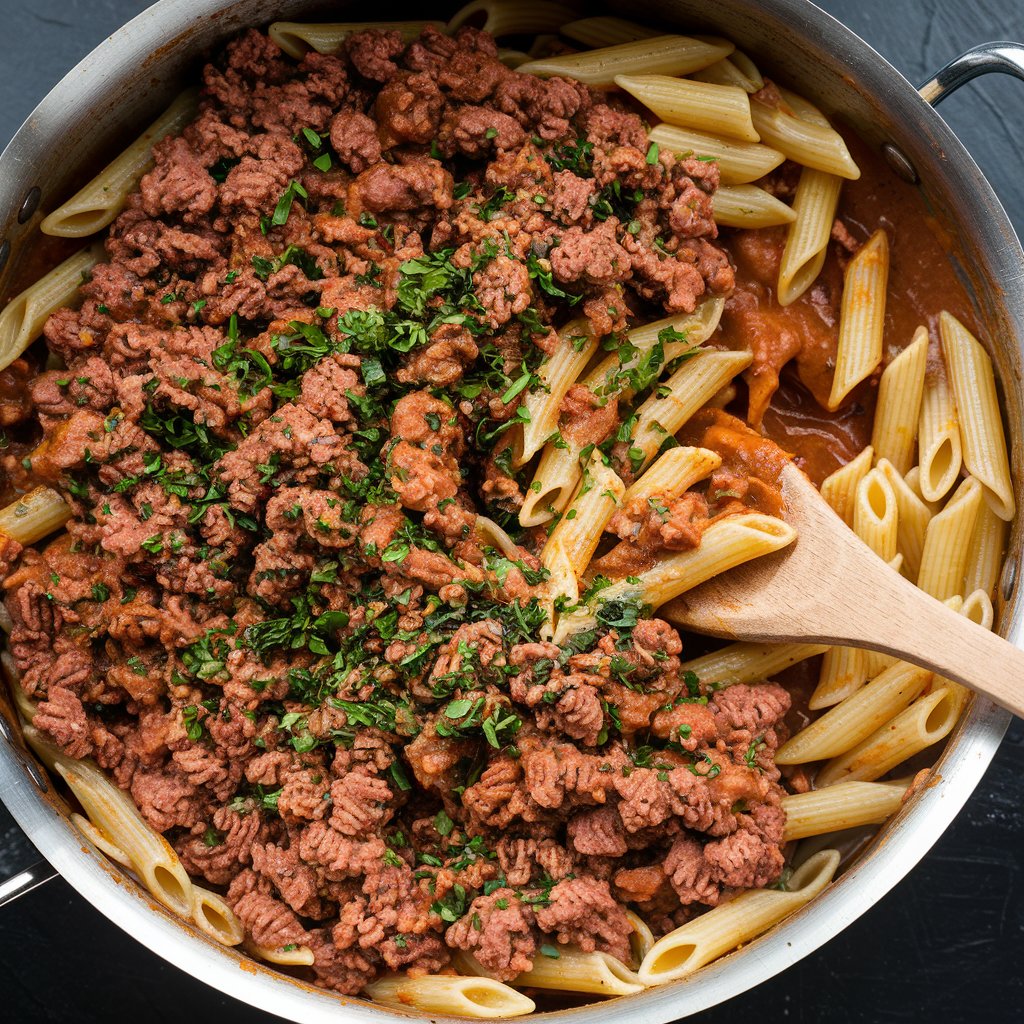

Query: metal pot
(1, 1), (1022, 1019)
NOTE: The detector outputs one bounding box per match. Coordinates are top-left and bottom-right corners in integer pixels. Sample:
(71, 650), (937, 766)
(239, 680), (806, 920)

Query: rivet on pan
(1001, 558), (1016, 601)
(881, 142), (919, 184)
(0, 239), (9, 275)
(17, 187), (41, 224)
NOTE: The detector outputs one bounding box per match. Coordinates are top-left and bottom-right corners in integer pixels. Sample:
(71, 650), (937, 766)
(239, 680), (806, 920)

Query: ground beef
(4, 22), (793, 1003)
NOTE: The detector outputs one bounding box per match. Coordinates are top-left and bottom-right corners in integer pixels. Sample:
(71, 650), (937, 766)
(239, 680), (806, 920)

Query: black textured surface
(1, 1), (1024, 1021)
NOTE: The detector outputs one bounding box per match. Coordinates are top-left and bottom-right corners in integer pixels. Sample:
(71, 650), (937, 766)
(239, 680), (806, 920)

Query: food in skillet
(0, 5), (1012, 1015)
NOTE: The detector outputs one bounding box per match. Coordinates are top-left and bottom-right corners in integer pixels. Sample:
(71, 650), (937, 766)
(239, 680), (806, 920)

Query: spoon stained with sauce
(662, 461), (1024, 719)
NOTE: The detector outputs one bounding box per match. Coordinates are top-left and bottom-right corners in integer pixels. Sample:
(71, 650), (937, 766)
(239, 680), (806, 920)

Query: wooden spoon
(662, 461), (1024, 719)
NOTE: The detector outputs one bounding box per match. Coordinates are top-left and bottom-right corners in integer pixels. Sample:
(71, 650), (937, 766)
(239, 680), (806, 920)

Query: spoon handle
(823, 555), (1024, 719)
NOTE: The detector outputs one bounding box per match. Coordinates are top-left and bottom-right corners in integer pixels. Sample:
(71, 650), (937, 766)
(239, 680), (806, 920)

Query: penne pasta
(820, 444), (873, 527)
(558, 16), (661, 47)
(916, 476), (984, 600)
(876, 459), (932, 582)
(243, 939), (316, 966)
(713, 185), (796, 228)
(447, 1), (579, 37)
(939, 311), (1015, 520)
(41, 91), (200, 238)
(679, 640), (828, 689)
(964, 501), (1008, 597)
(620, 446), (721, 506)
(749, 98), (859, 178)
(647, 123), (785, 185)
(815, 686), (962, 787)
(917, 348), (962, 503)
(70, 812), (132, 867)
(0, 244), (103, 372)
(870, 327), (928, 474)
(615, 74), (758, 142)
(519, 303), (725, 527)
(638, 851), (840, 984)
(191, 885), (245, 947)
(518, 35), (734, 87)
(515, 321), (599, 467)
(691, 52), (764, 93)
(853, 467), (898, 562)
(777, 167), (843, 306)
(775, 660), (933, 764)
(810, 645), (869, 710)
(0, 486), (72, 545)
(626, 910), (656, 963)
(267, 21), (444, 58)
(827, 229), (890, 410)
(366, 974), (535, 1018)
(780, 781), (907, 839)
(627, 349), (753, 472)
(515, 948), (644, 996)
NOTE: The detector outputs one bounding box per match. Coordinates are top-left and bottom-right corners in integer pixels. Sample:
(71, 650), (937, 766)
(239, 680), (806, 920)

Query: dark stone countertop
(1, 2), (1022, 1021)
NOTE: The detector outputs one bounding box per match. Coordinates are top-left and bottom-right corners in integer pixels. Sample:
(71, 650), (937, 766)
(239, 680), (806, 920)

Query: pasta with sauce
(0, 4), (1011, 1017)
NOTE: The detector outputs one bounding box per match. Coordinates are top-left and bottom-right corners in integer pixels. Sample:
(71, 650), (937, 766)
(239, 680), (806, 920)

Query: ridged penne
(939, 311), (1015, 520)
(0, 486), (72, 545)
(964, 501), (1008, 597)
(870, 327), (928, 473)
(243, 939), (316, 966)
(780, 781), (907, 839)
(876, 459), (932, 581)
(621, 446), (721, 505)
(679, 641), (828, 689)
(267, 21), (444, 58)
(691, 52), (764, 93)
(628, 349), (752, 471)
(916, 476), (983, 601)
(776, 660), (933, 764)
(713, 185), (796, 228)
(366, 974), (535, 1018)
(515, 948), (643, 996)
(917, 348), (962, 503)
(820, 444), (873, 527)
(647, 123), (784, 185)
(827, 229), (890, 410)
(559, 16), (660, 47)
(810, 645), (869, 710)
(0, 244), (103, 372)
(616, 74), (758, 142)
(41, 91), (199, 238)
(853, 467), (898, 562)
(777, 167), (843, 306)
(191, 885), (245, 946)
(515, 321), (599, 467)
(70, 812), (132, 867)
(518, 35), (733, 87)
(815, 686), (961, 787)
(448, 1), (579, 37)
(638, 851), (840, 984)
(749, 96), (860, 179)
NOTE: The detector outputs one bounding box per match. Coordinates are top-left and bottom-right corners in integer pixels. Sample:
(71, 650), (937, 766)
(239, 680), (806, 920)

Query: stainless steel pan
(1, 1), (1022, 1019)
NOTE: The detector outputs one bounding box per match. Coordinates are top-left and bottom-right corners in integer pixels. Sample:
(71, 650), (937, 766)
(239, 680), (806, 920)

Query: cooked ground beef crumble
(2, 25), (793, 995)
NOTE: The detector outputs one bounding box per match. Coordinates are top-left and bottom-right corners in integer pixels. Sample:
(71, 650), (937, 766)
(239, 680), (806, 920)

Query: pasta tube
(810, 645), (869, 710)
(518, 36), (734, 87)
(827, 229), (889, 410)
(620, 446), (721, 506)
(41, 91), (199, 237)
(776, 660), (933, 764)
(939, 311), (1015, 520)
(192, 885), (245, 947)
(876, 459), (932, 581)
(713, 185), (796, 228)
(917, 349), (962, 503)
(243, 939), (315, 966)
(691, 52), (764, 93)
(964, 502), (1008, 597)
(366, 974), (535, 1018)
(916, 476), (983, 601)
(853, 467), (898, 562)
(679, 641), (828, 689)
(70, 812), (132, 867)
(749, 97), (860, 179)
(777, 167), (842, 306)
(647, 123), (785, 185)
(780, 781), (907, 839)
(820, 444), (873, 528)
(615, 75), (758, 142)
(638, 851), (840, 984)
(0, 487), (72, 545)
(268, 21), (443, 57)
(515, 948), (643, 996)
(869, 327), (927, 474)
(0, 244), (103, 372)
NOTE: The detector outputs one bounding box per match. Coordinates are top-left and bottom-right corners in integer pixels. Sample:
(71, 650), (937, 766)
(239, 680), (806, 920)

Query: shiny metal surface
(0, 0), (1020, 1020)
(0, 860), (59, 908)
(919, 40), (1024, 105)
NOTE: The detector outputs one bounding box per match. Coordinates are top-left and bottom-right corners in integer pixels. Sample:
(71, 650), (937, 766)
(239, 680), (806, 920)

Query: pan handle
(919, 41), (1024, 105)
(0, 860), (59, 908)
